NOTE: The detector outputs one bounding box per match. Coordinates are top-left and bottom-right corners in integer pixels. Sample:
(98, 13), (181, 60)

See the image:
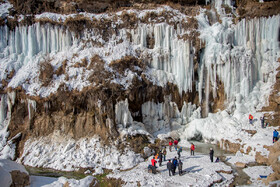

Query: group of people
(249, 114), (268, 128)
(249, 114), (279, 143)
(150, 140), (217, 175)
(166, 157), (183, 176)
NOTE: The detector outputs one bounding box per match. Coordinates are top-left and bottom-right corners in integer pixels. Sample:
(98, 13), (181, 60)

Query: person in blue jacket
(273, 130), (279, 143)
(172, 157), (178, 175)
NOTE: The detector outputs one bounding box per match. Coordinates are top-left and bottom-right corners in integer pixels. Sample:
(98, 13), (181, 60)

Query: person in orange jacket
(190, 143), (195, 156)
(249, 114), (253, 124)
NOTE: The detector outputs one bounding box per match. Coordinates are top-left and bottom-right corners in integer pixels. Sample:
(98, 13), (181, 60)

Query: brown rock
(10, 170), (30, 187)
(235, 162), (246, 168)
(220, 139), (241, 153)
(217, 170), (232, 174)
(255, 152), (268, 165)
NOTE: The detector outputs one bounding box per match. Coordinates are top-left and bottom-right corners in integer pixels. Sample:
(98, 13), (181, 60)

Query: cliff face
(0, 0), (279, 170)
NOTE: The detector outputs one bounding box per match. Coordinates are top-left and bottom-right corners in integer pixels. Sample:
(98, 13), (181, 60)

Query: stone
(235, 162), (246, 168)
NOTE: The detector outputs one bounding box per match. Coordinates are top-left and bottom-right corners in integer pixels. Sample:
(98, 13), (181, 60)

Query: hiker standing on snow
(177, 147), (182, 159)
(158, 151), (163, 166)
(190, 143), (195, 156)
(249, 114), (253, 124)
(260, 117), (265, 128)
(178, 159), (183, 176)
(167, 160), (173, 176)
(174, 139), (179, 151)
(273, 130), (279, 143)
(151, 156), (157, 167)
(163, 147), (167, 161)
(172, 157), (178, 175)
(209, 148), (214, 162)
(169, 140), (173, 152)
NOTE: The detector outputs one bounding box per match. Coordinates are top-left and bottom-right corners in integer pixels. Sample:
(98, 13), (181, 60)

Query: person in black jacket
(178, 159), (183, 176)
(158, 151), (163, 166)
(167, 160), (173, 176)
(209, 148), (214, 162)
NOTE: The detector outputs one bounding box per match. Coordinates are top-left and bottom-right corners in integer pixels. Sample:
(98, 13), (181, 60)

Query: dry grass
(109, 56), (146, 75)
(55, 59), (68, 76)
(39, 58), (54, 87)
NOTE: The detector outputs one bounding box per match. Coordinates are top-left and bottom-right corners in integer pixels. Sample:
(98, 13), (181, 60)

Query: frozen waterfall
(0, 23), (74, 81)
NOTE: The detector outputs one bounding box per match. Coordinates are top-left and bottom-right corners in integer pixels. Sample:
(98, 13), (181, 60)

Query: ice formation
(0, 0), (279, 173)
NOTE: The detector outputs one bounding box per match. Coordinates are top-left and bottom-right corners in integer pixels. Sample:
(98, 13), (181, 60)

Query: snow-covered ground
(18, 133), (143, 171)
(243, 166), (274, 185)
(30, 176), (96, 187)
(109, 148), (234, 186)
(226, 151), (255, 165)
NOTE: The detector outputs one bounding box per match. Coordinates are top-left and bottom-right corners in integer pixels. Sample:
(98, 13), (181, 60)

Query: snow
(0, 0), (12, 18)
(30, 176), (96, 187)
(226, 151), (255, 165)
(243, 166), (274, 184)
(0, 166), (12, 187)
(109, 148), (233, 186)
(18, 133), (143, 171)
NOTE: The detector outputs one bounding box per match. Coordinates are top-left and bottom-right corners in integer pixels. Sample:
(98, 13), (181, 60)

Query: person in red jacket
(151, 156), (157, 174)
(249, 114), (253, 124)
(190, 143), (195, 156)
(151, 156), (157, 167)
(169, 140), (173, 152)
(173, 139), (179, 151)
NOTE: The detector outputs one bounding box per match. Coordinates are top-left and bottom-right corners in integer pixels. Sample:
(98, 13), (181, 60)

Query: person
(172, 157), (178, 175)
(215, 157), (220, 162)
(155, 153), (159, 160)
(178, 159), (183, 176)
(190, 143), (195, 156)
(177, 147), (182, 159)
(151, 156), (157, 167)
(158, 151), (163, 166)
(151, 156), (157, 174)
(169, 140), (173, 152)
(273, 130), (279, 143)
(209, 148), (214, 162)
(249, 114), (253, 124)
(260, 117), (265, 128)
(167, 160), (173, 176)
(174, 139), (179, 151)
(163, 147), (167, 161)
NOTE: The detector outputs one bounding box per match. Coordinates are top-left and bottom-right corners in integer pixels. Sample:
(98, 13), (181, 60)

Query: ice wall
(130, 23), (195, 94)
(141, 99), (199, 135)
(0, 23), (74, 81)
(197, 13), (280, 114)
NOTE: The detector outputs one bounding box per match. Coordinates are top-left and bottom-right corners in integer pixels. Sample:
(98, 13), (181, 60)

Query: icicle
(0, 94), (8, 127)
(27, 99), (36, 120)
(115, 99), (133, 128)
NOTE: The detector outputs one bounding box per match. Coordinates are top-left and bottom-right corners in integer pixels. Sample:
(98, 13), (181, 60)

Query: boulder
(0, 159), (30, 187)
(235, 162), (246, 168)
